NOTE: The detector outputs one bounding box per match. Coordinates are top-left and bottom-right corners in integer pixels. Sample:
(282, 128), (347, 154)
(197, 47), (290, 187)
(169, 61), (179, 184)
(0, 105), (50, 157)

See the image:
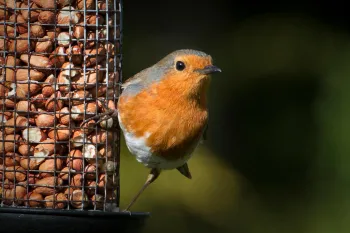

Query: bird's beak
(196, 65), (222, 75)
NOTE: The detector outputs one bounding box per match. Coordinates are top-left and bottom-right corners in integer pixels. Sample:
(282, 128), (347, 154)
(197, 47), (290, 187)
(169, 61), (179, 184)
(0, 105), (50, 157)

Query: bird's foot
(81, 98), (119, 126)
(121, 209), (132, 216)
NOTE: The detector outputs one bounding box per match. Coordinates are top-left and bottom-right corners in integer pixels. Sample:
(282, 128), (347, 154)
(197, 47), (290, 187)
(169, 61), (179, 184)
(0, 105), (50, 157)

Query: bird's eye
(176, 61), (186, 71)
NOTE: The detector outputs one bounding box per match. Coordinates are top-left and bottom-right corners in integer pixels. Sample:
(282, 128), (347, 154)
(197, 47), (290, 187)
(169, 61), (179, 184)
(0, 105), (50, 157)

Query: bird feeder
(0, 1), (149, 232)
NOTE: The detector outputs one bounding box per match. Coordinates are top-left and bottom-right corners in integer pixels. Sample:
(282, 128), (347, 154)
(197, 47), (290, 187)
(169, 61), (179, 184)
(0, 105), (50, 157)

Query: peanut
(33, 176), (63, 196)
(70, 190), (88, 209)
(39, 156), (64, 178)
(3, 185), (27, 205)
(44, 193), (68, 209)
(26, 192), (44, 207)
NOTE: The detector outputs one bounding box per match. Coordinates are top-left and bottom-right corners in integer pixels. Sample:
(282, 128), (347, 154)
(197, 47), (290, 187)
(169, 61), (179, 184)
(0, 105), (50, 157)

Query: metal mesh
(0, 0), (121, 212)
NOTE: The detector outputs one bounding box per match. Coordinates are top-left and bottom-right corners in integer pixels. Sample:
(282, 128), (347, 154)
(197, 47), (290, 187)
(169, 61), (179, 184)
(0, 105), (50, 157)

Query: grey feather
(121, 49), (210, 97)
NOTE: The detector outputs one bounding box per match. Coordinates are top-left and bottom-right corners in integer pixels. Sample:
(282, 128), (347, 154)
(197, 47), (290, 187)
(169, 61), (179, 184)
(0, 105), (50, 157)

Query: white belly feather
(118, 113), (195, 170)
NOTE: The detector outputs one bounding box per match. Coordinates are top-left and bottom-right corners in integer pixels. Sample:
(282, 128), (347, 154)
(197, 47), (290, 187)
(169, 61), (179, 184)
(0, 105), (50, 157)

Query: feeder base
(0, 207), (150, 233)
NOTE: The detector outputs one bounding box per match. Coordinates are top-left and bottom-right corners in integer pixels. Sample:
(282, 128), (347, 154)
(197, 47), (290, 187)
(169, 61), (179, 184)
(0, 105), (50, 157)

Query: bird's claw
(121, 209), (132, 216)
(81, 98), (119, 126)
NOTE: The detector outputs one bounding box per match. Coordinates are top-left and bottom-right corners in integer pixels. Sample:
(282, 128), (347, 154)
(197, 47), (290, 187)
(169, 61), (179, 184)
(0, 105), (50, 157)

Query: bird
(84, 49), (221, 211)
(117, 49), (221, 211)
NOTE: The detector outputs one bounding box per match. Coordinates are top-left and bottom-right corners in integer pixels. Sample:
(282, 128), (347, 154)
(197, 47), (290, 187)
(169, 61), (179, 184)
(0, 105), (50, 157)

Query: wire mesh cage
(0, 0), (122, 213)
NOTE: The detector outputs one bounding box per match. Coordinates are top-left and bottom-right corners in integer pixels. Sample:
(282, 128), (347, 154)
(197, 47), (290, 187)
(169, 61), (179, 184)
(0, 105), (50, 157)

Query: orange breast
(118, 74), (209, 160)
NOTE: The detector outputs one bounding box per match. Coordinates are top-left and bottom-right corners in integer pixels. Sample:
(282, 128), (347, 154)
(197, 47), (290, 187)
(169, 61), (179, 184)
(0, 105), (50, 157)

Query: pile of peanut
(0, 0), (120, 210)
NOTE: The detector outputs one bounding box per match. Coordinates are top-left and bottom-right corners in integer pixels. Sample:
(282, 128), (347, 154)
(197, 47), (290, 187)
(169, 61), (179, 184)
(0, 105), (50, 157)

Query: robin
(87, 49), (221, 211)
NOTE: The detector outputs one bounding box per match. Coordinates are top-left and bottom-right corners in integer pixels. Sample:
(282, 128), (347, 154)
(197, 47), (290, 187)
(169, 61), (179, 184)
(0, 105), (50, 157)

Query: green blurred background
(119, 1), (350, 233)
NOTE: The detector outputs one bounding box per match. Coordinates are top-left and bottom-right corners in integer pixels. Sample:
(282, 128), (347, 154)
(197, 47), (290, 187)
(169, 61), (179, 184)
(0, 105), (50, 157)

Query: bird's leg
(123, 168), (161, 212)
(176, 162), (192, 179)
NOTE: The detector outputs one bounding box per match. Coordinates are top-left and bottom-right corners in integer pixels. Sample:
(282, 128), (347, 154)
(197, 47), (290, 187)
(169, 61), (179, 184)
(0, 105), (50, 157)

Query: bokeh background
(119, 1), (350, 233)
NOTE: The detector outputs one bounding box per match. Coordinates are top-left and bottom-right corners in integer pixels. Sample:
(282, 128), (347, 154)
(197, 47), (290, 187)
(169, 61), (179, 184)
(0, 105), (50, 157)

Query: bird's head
(153, 49), (221, 98)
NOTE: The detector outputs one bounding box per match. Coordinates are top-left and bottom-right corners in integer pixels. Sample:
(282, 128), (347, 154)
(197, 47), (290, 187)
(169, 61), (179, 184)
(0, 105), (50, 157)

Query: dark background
(119, 1), (350, 233)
